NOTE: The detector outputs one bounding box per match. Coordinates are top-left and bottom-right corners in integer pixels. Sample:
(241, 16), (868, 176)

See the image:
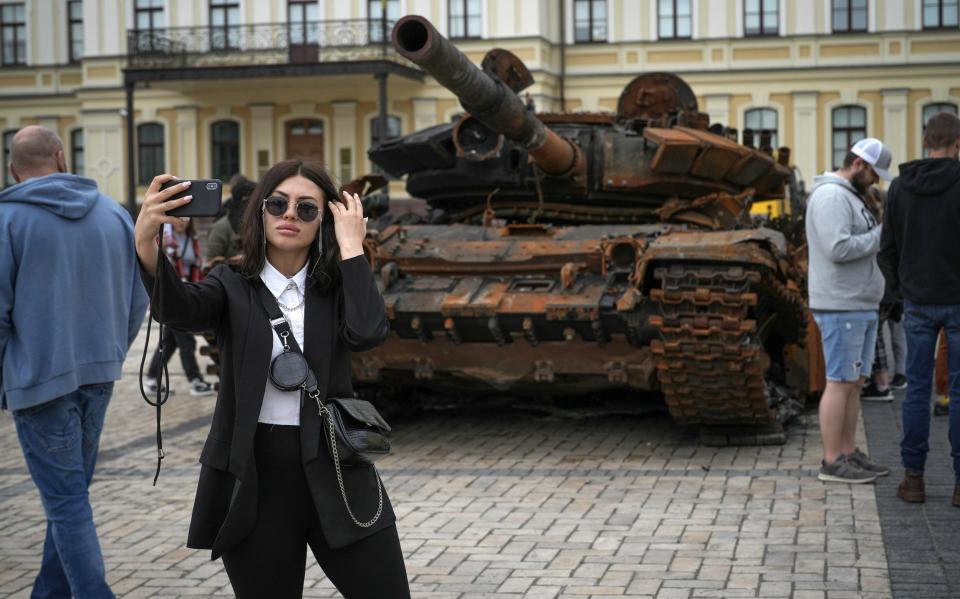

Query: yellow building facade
(1, 0), (958, 209)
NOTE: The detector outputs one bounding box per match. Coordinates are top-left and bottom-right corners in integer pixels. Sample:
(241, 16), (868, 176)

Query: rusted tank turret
(358, 16), (820, 444)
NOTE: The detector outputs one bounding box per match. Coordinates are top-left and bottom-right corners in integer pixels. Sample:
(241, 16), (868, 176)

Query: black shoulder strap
(254, 280), (318, 392)
(255, 281), (303, 352)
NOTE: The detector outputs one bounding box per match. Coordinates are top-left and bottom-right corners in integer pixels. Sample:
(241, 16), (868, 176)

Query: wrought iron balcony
(126, 19), (400, 69)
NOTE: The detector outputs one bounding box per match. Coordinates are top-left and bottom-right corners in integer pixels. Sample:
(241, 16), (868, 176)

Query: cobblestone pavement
(1, 323), (894, 598)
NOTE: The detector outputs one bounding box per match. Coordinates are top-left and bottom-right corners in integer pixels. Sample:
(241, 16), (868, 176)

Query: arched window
(71, 129), (84, 176)
(137, 123), (164, 186)
(744, 108), (778, 149)
(922, 102), (958, 157)
(370, 115), (402, 146)
(211, 120), (240, 182)
(832, 106), (866, 169)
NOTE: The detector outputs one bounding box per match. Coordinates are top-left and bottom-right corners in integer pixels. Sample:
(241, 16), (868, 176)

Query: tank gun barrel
(392, 15), (581, 177)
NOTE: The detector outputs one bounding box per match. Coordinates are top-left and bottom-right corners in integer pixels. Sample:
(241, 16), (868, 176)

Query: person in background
(144, 218), (215, 396)
(806, 137), (893, 484)
(889, 317), (908, 390)
(206, 176), (255, 270)
(1, 125), (148, 598)
(878, 111), (960, 506)
(862, 186), (895, 402)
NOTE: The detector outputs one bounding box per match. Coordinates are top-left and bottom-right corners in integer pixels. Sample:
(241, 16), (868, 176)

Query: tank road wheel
(649, 263), (792, 445)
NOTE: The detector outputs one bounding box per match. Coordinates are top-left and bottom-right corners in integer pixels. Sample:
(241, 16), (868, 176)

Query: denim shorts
(812, 310), (879, 382)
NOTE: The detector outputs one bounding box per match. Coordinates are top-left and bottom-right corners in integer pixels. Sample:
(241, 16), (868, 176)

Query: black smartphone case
(161, 179), (223, 217)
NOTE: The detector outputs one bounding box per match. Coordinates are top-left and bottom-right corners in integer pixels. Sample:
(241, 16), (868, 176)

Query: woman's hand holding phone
(134, 174), (193, 272)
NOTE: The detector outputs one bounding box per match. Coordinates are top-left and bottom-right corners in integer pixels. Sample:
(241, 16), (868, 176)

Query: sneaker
(890, 374), (907, 389)
(861, 381), (893, 402)
(847, 448), (889, 476)
(144, 377), (157, 394)
(189, 378), (215, 397)
(897, 470), (926, 503)
(142, 377), (174, 396)
(818, 454), (878, 484)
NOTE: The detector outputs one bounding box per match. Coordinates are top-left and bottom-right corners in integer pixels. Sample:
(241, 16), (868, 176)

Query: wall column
(249, 103), (275, 180)
(412, 98), (438, 130)
(175, 106), (198, 178)
(703, 93), (731, 128)
(792, 91), (819, 187)
(81, 108), (125, 203)
(332, 101), (357, 184)
(882, 88), (909, 176)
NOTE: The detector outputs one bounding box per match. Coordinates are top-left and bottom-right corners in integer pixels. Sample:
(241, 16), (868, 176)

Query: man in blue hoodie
(1, 126), (148, 598)
(878, 111), (960, 507)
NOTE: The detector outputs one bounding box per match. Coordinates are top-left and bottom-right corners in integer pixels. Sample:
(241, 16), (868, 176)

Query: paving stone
(0, 320), (909, 597)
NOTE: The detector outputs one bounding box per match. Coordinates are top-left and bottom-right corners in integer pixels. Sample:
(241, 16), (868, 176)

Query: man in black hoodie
(878, 111), (960, 507)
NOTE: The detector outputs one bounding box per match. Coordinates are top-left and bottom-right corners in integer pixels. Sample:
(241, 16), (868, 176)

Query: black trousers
(221, 424), (410, 599)
(147, 328), (201, 381)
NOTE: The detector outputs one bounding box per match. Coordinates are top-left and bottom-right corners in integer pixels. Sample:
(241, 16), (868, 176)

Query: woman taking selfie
(134, 160), (409, 598)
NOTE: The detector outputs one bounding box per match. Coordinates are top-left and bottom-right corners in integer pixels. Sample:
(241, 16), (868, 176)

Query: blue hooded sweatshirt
(0, 173), (148, 411)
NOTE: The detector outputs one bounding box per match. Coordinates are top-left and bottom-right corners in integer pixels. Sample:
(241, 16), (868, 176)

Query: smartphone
(161, 178), (223, 218)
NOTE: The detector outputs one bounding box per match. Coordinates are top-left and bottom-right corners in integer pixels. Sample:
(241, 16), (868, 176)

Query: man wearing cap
(806, 137), (893, 484)
(878, 111), (960, 506)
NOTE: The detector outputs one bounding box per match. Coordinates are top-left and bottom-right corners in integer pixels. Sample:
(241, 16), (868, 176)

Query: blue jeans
(901, 301), (960, 479)
(13, 383), (116, 599)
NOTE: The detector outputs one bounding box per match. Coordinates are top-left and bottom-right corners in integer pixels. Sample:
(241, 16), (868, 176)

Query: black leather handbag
(323, 397), (392, 466)
(255, 282), (391, 527)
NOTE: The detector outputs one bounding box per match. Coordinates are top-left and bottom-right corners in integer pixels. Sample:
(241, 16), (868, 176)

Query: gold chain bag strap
(255, 282), (391, 528)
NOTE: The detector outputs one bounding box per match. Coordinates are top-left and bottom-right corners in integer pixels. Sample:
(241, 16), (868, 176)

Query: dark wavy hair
(239, 160), (342, 292)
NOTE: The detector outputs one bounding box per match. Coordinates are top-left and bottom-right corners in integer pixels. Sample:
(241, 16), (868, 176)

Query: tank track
(649, 263), (790, 436)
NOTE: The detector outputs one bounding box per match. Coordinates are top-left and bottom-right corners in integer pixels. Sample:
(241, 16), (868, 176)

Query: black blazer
(141, 255), (393, 559)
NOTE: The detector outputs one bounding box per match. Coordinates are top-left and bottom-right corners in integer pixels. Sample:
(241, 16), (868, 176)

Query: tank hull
(356, 222), (816, 431)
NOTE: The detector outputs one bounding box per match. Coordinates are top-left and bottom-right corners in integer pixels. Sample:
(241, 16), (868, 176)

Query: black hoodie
(878, 157), (960, 304)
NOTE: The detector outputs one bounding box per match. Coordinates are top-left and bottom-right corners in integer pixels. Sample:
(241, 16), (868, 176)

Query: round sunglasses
(262, 196), (321, 223)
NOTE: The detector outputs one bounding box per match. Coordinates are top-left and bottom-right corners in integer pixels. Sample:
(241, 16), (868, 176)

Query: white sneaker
(143, 377), (174, 396)
(189, 378), (215, 396)
(144, 377), (158, 394)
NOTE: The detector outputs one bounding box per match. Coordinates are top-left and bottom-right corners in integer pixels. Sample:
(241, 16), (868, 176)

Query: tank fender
(633, 228), (787, 288)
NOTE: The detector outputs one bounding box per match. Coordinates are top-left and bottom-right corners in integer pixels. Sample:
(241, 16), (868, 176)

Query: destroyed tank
(356, 15), (821, 443)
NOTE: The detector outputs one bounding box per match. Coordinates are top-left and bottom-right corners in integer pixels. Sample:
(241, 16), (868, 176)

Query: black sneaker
(861, 382), (893, 402)
(890, 374), (907, 389)
(848, 448), (889, 476)
(818, 454), (878, 484)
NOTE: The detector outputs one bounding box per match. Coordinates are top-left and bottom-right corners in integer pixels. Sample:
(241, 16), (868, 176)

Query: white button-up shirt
(257, 261), (308, 425)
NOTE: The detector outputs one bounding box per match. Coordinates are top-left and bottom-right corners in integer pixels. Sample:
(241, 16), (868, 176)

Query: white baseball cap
(850, 138), (893, 181)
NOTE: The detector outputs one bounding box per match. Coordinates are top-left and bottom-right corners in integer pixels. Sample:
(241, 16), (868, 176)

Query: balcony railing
(126, 19), (399, 69)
